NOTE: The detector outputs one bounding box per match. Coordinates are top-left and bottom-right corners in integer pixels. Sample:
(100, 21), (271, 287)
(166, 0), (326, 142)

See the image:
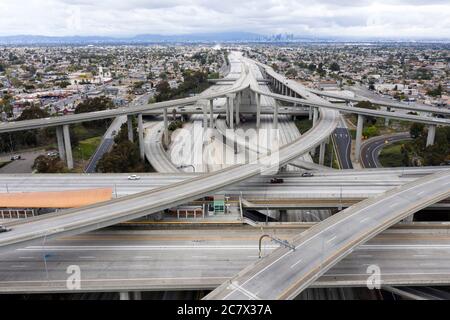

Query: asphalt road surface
(0, 150), (45, 174)
(360, 133), (411, 169)
(1, 227), (450, 293)
(205, 170), (450, 300)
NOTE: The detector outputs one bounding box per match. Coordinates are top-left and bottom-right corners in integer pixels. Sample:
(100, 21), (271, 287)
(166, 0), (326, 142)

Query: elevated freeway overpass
(205, 170), (450, 300)
(1, 168), (449, 210)
(0, 55), (341, 253)
(1, 225), (450, 294)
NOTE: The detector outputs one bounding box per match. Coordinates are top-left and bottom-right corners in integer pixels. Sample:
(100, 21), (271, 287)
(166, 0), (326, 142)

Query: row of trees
(0, 105), (55, 154)
(404, 123), (450, 166)
(29, 97), (116, 173)
(154, 70), (211, 103)
(96, 121), (152, 173)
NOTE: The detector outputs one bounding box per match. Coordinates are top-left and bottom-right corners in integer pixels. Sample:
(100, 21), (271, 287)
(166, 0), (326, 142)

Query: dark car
(301, 172), (314, 177)
(270, 178), (284, 184)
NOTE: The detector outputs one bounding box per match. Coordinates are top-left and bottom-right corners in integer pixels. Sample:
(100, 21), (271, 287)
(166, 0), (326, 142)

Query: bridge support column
(132, 291), (142, 300)
(273, 104), (279, 129)
(62, 124), (73, 170)
(236, 93), (240, 126)
(309, 106), (313, 120)
(229, 95), (234, 130)
(127, 115), (134, 142)
(56, 126), (66, 162)
(202, 101), (208, 128)
(225, 96), (230, 126)
(355, 114), (365, 162)
(137, 113), (145, 161)
(385, 107), (391, 126)
(209, 99), (214, 128)
(163, 108), (169, 146)
(313, 107), (318, 126)
(426, 125), (436, 147)
(256, 93), (261, 129)
(319, 142), (326, 165)
(119, 292), (130, 300)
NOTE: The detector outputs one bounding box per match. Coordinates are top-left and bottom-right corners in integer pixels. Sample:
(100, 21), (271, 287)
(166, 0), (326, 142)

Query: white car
(128, 175), (141, 181)
(47, 151), (59, 157)
(0, 225), (11, 233)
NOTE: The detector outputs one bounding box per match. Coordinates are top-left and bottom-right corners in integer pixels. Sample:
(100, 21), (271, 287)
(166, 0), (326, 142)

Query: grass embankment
(73, 136), (102, 161)
(0, 161), (12, 169)
(295, 118), (313, 135)
(379, 142), (406, 167)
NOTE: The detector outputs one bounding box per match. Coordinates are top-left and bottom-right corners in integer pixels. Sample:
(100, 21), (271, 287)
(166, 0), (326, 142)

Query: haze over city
(0, 0), (449, 39)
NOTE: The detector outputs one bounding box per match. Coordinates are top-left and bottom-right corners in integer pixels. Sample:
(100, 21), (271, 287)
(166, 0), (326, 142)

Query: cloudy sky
(0, 0), (449, 39)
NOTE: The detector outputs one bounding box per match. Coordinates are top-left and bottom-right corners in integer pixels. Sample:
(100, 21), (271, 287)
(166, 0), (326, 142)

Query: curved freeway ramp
(0, 58), (339, 254)
(144, 122), (180, 173)
(204, 170), (450, 300)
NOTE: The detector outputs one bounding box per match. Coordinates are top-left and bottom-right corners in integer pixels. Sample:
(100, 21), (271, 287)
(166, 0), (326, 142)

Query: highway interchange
(0, 52), (449, 300)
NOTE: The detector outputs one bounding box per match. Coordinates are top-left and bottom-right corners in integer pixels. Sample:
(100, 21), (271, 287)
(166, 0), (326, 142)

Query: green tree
(330, 62), (340, 72)
(410, 123), (425, 139)
(286, 68), (298, 78)
(356, 101), (377, 124)
(75, 96), (114, 128)
(33, 155), (66, 173)
(363, 126), (379, 138)
(17, 105), (49, 121)
(427, 84), (443, 97)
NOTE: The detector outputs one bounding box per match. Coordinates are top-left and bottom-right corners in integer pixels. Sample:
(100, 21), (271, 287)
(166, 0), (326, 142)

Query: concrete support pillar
(256, 93), (261, 129)
(56, 126), (66, 162)
(427, 125), (436, 147)
(163, 108), (169, 146)
(127, 115), (134, 142)
(132, 291), (142, 300)
(209, 99), (214, 128)
(385, 107), (391, 126)
(313, 107), (318, 126)
(273, 104), (279, 129)
(355, 114), (365, 162)
(309, 106), (313, 120)
(225, 96), (230, 126)
(203, 102), (208, 128)
(236, 94), (240, 125)
(319, 142), (326, 165)
(119, 292), (130, 300)
(229, 95), (234, 130)
(62, 124), (73, 170)
(137, 113), (145, 161)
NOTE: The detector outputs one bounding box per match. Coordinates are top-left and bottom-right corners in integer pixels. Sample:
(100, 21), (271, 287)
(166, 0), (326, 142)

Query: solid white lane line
(326, 236), (337, 244)
(290, 259), (303, 269)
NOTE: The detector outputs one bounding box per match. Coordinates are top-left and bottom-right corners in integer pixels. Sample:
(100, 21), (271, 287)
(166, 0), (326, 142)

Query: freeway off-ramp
(361, 133), (412, 169)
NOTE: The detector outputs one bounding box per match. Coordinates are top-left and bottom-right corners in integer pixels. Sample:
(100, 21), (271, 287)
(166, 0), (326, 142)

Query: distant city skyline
(0, 0), (449, 40)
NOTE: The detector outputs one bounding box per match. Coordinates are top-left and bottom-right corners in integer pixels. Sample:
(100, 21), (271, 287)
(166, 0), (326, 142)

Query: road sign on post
(213, 195), (225, 214)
